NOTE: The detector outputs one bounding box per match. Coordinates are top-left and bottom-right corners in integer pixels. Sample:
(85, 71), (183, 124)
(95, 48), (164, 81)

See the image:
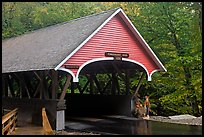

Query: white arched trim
(75, 57), (113, 82)
(150, 69), (159, 78)
(149, 69), (166, 81)
(57, 67), (77, 82)
(122, 58), (151, 81)
(75, 57), (152, 82)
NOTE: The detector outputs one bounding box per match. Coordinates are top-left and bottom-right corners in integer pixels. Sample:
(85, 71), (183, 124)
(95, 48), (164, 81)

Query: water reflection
(66, 117), (202, 135)
(134, 120), (202, 135)
(131, 120), (151, 135)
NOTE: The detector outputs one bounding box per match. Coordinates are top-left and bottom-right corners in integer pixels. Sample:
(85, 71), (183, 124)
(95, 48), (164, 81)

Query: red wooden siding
(61, 14), (159, 76)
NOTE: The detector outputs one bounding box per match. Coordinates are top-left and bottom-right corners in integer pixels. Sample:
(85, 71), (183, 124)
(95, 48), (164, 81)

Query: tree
(131, 2), (202, 116)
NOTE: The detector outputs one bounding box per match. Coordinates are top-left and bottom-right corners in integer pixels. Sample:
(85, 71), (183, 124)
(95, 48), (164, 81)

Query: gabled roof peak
(2, 7), (121, 42)
(60, 7), (121, 26)
(2, 7), (121, 73)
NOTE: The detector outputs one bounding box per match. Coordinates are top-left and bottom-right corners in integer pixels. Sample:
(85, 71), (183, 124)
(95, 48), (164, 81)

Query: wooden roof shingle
(2, 8), (119, 73)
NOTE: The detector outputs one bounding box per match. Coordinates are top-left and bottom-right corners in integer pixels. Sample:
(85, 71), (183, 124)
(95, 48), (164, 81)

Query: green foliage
(2, 2), (202, 116)
(134, 2), (202, 116)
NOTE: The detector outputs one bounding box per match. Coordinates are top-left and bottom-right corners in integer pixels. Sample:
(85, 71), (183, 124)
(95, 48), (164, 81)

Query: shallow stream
(65, 116), (202, 135)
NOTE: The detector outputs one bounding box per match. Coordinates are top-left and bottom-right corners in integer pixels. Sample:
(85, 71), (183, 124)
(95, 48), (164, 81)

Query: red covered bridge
(2, 8), (166, 131)
(55, 8), (166, 82)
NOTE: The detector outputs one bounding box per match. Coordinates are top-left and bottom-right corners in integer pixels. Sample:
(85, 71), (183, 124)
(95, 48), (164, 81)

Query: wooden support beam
(5, 74), (13, 97)
(34, 71), (43, 99)
(111, 62), (125, 80)
(2, 74), (8, 97)
(115, 74), (121, 95)
(125, 70), (130, 95)
(102, 75), (112, 94)
(13, 73), (28, 98)
(71, 81), (75, 94)
(92, 75), (103, 95)
(59, 74), (71, 101)
(23, 73), (35, 97)
(111, 71), (116, 95)
(33, 81), (40, 98)
(51, 70), (58, 99)
(19, 73), (32, 98)
(2, 75), (5, 97)
(76, 83), (82, 94)
(89, 74), (94, 94)
(34, 71), (42, 81)
(133, 72), (146, 99)
(7, 75), (15, 97)
(99, 63), (109, 73)
(58, 74), (69, 93)
(42, 72), (49, 99)
(78, 78), (90, 94)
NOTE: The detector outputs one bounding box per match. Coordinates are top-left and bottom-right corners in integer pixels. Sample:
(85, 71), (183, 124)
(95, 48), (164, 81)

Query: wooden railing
(42, 108), (55, 135)
(2, 108), (18, 135)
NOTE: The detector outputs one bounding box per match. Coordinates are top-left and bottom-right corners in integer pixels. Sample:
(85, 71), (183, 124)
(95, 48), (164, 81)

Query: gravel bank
(55, 130), (100, 135)
(148, 115), (202, 126)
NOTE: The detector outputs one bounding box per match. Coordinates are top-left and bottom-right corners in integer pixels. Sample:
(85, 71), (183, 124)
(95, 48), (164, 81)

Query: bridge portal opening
(64, 59), (147, 118)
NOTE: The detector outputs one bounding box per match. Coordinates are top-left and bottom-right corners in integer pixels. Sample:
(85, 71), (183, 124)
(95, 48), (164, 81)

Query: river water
(65, 116), (202, 135)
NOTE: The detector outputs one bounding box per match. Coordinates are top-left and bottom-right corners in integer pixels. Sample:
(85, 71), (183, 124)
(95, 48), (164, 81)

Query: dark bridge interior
(65, 94), (132, 118)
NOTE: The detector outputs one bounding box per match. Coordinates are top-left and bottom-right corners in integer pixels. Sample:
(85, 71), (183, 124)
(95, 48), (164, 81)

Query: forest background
(2, 2), (202, 116)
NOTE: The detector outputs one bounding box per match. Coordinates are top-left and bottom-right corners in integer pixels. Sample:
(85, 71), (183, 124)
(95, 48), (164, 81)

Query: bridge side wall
(2, 97), (58, 130)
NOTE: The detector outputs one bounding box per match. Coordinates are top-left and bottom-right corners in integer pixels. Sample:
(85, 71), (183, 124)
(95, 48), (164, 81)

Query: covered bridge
(2, 8), (166, 130)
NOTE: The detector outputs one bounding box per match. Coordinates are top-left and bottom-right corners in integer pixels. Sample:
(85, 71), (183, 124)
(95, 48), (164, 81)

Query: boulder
(169, 114), (197, 120)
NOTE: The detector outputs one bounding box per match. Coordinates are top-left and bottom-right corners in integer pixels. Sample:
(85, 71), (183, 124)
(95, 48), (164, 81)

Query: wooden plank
(2, 116), (17, 134)
(2, 108), (18, 124)
(42, 108), (54, 135)
(2, 108), (18, 135)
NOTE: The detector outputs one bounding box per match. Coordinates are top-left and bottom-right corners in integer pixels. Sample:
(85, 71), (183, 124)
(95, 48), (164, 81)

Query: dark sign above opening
(105, 52), (129, 60)
(65, 65), (79, 69)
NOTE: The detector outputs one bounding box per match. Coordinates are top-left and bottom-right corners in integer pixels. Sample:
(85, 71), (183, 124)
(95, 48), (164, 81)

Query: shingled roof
(2, 8), (119, 73)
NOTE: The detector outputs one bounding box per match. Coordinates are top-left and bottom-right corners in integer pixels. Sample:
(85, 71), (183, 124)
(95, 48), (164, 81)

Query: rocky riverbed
(148, 115), (202, 126)
(56, 130), (100, 135)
